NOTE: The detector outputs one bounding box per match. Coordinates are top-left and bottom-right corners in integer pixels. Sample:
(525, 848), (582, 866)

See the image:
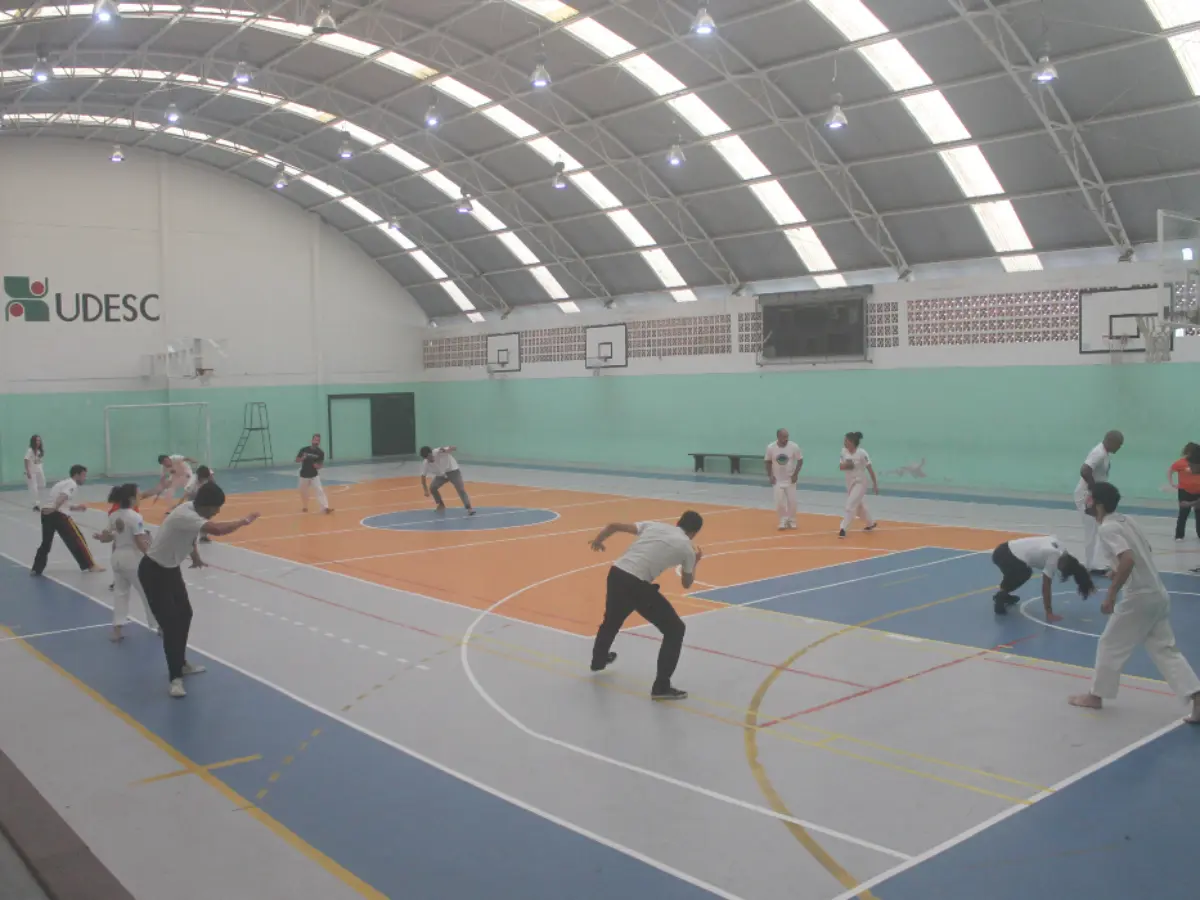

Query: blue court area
(0, 557), (714, 900)
(696, 548), (1200, 900)
(362, 507), (559, 532)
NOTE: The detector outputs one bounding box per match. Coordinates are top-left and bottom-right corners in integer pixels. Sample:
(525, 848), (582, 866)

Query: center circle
(362, 506), (559, 533)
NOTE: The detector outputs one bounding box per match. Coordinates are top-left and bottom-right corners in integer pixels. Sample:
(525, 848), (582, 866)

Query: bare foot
(88, 566), (106, 574)
(1186, 696), (1200, 725)
(109, 628), (124, 643)
(1046, 612), (1064, 623)
(324, 507), (335, 514)
(302, 507), (309, 513)
(1069, 693), (1103, 710)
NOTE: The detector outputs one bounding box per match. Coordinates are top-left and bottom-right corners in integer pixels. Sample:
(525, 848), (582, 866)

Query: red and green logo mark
(4, 277), (51, 322)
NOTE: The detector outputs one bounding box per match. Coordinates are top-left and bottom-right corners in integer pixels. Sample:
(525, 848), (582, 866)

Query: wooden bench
(689, 452), (758, 474)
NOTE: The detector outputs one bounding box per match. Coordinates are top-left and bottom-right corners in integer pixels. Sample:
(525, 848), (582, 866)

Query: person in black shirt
(296, 434), (334, 514)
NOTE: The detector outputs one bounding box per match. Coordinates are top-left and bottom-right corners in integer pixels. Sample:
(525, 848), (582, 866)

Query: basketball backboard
(486, 332), (521, 374)
(1079, 286), (1168, 356)
(585, 324), (627, 370)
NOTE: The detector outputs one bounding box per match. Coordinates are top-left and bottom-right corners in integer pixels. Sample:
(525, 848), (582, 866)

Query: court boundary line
(824, 716), (1187, 900)
(0, 553), (750, 900)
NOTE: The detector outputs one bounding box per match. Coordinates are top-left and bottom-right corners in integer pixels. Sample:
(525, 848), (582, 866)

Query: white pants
(1092, 592), (1200, 701)
(300, 475), (329, 510)
(774, 483), (797, 522)
(162, 472), (189, 500)
(26, 466), (45, 507)
(1074, 493), (1108, 570)
(841, 482), (875, 532)
(111, 549), (157, 630)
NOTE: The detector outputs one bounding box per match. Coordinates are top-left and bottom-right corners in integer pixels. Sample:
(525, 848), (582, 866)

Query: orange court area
(139, 478), (1029, 636)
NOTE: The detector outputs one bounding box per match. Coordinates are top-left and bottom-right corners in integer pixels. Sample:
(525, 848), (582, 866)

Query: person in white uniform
(588, 511), (704, 701)
(838, 432), (878, 538)
(153, 453), (199, 503)
(764, 429), (803, 530)
(420, 445), (474, 516)
(1069, 482), (1200, 724)
(989, 535), (1094, 620)
(24, 434), (45, 511)
(1074, 431), (1123, 575)
(93, 483), (159, 641)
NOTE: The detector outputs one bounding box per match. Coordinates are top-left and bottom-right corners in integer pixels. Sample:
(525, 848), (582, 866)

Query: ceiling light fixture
(273, 166), (290, 190)
(312, 5), (338, 35)
(531, 58), (551, 89)
(424, 103), (440, 128)
(825, 93), (847, 130)
(387, 216), (401, 231)
(667, 142), (685, 167)
(165, 102), (180, 123)
(110, 145), (124, 163)
(232, 60), (252, 85)
(552, 160), (567, 190)
(1032, 54), (1057, 83)
(338, 139), (353, 159)
(457, 192), (474, 214)
(691, 6), (715, 36)
(32, 55), (52, 83)
(92, 0), (118, 23)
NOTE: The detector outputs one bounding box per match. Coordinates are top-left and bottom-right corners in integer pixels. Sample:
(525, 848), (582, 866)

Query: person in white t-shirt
(152, 453), (199, 504)
(764, 429), (803, 531)
(93, 483), (159, 641)
(31, 465), (104, 576)
(1069, 482), (1200, 723)
(24, 434), (45, 511)
(419, 445), (475, 516)
(138, 481), (259, 698)
(838, 432), (878, 538)
(587, 511), (704, 700)
(1074, 431), (1123, 574)
(989, 535), (1095, 621)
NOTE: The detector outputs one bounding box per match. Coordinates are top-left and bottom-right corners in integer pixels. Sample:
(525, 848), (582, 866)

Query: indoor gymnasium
(2, 2), (1200, 899)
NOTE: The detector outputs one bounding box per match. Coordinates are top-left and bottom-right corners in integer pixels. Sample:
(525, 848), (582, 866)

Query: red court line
(982, 656), (1175, 697)
(759, 635), (1038, 727)
(625, 631), (870, 689)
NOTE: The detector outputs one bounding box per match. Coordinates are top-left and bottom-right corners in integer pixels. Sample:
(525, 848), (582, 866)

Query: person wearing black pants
(588, 511), (704, 700)
(991, 535), (1094, 621)
(139, 481), (259, 698)
(1170, 445), (1200, 541)
(32, 465), (104, 576)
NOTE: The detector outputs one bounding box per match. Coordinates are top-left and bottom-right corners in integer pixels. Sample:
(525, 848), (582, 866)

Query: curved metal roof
(2, 0), (1197, 321)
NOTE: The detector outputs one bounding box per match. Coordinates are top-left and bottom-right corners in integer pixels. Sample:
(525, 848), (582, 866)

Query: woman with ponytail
(93, 484), (159, 641)
(838, 431), (878, 538)
(991, 534), (1095, 622)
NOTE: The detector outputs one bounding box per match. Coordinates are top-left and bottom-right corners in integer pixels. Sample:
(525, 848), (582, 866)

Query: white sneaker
(169, 679), (186, 698)
(786, 520), (797, 530)
(180, 662), (206, 676)
(778, 519), (788, 531)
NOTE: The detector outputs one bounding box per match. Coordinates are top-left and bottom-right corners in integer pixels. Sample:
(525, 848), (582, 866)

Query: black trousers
(592, 566), (685, 690)
(992, 542), (1033, 595)
(32, 512), (95, 575)
(138, 557), (193, 682)
(1177, 489), (1200, 540)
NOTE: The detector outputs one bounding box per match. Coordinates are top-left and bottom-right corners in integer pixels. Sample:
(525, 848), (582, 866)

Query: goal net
(105, 402), (212, 477)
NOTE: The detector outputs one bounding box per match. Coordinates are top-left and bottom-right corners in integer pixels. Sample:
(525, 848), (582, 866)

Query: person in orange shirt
(1169, 443), (1200, 542)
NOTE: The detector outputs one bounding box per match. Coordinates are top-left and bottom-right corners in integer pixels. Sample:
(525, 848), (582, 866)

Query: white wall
(0, 139), (426, 394)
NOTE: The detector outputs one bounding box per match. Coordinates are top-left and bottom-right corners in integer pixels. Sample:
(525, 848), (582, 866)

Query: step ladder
(228, 402), (274, 468)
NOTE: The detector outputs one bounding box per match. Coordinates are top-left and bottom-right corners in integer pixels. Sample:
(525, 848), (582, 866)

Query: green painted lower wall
(420, 365), (1200, 501)
(1, 383), (419, 484)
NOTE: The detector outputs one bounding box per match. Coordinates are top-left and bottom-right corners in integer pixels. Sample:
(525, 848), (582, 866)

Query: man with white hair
(765, 428), (803, 530)
(1075, 430), (1123, 574)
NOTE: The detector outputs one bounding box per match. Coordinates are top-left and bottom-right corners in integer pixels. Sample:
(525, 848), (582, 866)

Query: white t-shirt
(421, 448), (459, 478)
(613, 522), (697, 583)
(1075, 443), (1111, 502)
(24, 448), (44, 470)
(147, 503), (208, 568)
(765, 441), (802, 482)
(841, 447), (872, 488)
(1099, 514), (1167, 600)
(163, 455), (193, 481)
(46, 479), (78, 516)
(108, 508), (147, 553)
(1008, 536), (1064, 580)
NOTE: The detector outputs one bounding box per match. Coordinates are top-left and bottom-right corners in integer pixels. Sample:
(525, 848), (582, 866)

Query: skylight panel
(466, 312), (486, 323)
(607, 209), (656, 247)
(571, 172), (622, 209)
(434, 76), (490, 109)
(303, 176), (344, 198)
(1143, 1), (1200, 28)
(497, 232), (541, 266)
(641, 249), (687, 288)
(526, 137), (581, 169)
(972, 200), (1035, 254)
(378, 143), (429, 172)
(858, 40), (932, 92)
(671, 289), (699, 303)
(939, 146), (1004, 198)
(1167, 32), (1200, 94)
(668, 94), (730, 137)
(472, 205), (507, 233)
(413, 251), (449, 281)
(339, 198), (384, 222)
(557, 301), (582, 313)
(532, 267), (570, 300)
(282, 102), (332, 123)
(806, 0), (888, 41)
(421, 170), (460, 199)
(376, 52), (438, 80)
(711, 135), (771, 180)
(566, 18), (634, 58)
(507, 0), (578, 23)
(376, 223), (417, 250)
(1002, 254), (1044, 272)
(751, 181), (806, 226)
(620, 54), (686, 95)
(251, 19), (311, 38)
(440, 281), (477, 311)
(483, 106), (540, 139)
(338, 122), (385, 147)
(785, 227), (838, 273)
(314, 33), (379, 58)
(902, 90), (972, 144)
(814, 273), (849, 289)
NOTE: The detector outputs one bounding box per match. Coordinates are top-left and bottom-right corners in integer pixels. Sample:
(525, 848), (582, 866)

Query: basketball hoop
(1135, 314), (1173, 363)
(1103, 333), (1129, 364)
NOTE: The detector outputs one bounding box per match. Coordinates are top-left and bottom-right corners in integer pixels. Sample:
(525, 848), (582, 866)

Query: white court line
(826, 716), (1187, 900)
(1018, 591), (1200, 639)
(0, 623), (113, 643)
(0, 553), (748, 900)
(458, 560), (912, 863)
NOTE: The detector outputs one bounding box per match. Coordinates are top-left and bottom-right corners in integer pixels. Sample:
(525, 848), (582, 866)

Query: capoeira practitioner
(154, 453), (199, 504)
(764, 429), (802, 530)
(1075, 431), (1122, 575)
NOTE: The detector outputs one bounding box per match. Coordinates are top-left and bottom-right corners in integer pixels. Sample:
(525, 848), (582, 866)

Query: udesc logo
(4, 276), (160, 324)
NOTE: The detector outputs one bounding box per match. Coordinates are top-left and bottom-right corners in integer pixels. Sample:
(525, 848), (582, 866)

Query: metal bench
(689, 453), (755, 474)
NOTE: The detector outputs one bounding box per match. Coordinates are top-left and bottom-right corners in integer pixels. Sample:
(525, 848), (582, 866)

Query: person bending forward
(588, 511), (704, 700)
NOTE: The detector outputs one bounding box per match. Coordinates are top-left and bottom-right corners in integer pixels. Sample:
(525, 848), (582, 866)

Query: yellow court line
(1, 626), (388, 900)
(133, 754), (263, 786)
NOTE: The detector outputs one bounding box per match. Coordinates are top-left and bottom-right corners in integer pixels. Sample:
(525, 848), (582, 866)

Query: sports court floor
(1, 463), (1197, 900)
